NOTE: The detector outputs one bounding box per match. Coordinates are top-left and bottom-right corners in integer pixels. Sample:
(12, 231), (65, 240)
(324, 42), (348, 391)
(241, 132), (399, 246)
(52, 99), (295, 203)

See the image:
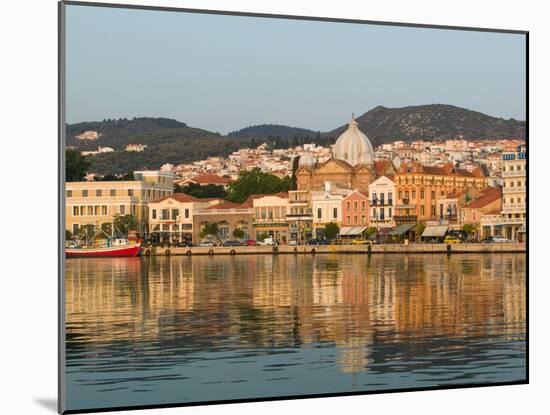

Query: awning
(339, 226), (367, 236)
(388, 224), (416, 236)
(422, 225), (448, 238)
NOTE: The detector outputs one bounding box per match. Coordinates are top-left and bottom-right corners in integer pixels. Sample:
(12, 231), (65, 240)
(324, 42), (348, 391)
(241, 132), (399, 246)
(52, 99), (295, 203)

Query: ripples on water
(65, 254), (526, 411)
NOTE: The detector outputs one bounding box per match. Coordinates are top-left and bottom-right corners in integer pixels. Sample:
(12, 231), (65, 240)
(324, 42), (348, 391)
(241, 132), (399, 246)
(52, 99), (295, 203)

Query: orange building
(393, 162), (487, 224)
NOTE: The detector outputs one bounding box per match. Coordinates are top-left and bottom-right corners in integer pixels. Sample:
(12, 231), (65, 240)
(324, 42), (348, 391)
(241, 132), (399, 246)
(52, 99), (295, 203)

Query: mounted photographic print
(59, 1), (528, 413)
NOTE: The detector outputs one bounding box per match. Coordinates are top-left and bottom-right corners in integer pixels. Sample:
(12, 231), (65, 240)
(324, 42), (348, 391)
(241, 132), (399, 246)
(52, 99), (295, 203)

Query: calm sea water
(65, 253), (526, 411)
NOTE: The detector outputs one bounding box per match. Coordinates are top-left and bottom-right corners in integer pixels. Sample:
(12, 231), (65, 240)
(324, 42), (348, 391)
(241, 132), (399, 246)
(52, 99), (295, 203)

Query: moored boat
(66, 238), (141, 258)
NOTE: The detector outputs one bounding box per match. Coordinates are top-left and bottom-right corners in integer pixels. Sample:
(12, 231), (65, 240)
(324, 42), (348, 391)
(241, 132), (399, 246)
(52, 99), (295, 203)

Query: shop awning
(339, 226), (367, 236)
(422, 225), (448, 238)
(388, 224), (416, 236)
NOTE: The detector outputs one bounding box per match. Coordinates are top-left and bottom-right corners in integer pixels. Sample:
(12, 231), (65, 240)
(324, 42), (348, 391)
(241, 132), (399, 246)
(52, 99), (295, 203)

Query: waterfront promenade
(141, 242), (526, 256)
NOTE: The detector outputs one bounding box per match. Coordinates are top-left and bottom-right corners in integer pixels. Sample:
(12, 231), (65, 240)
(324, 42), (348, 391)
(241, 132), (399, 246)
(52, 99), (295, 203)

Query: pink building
(341, 190), (370, 228)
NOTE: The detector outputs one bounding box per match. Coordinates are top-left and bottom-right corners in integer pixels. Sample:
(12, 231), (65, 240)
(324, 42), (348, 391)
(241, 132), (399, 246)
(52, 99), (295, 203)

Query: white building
(311, 182), (351, 238)
(368, 176), (396, 228)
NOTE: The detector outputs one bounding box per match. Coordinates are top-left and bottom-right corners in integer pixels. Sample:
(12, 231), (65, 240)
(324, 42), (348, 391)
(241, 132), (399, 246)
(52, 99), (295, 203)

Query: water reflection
(65, 254), (526, 410)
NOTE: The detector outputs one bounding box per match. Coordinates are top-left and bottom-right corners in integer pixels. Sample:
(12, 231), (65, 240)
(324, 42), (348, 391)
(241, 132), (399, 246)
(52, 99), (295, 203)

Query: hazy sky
(65, 4), (526, 134)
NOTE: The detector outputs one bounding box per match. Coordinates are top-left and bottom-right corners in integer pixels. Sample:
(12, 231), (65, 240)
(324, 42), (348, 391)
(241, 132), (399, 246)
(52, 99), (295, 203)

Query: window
(128, 189), (134, 196)
(161, 209), (169, 220)
(412, 190), (416, 199)
(79, 206), (85, 216)
(94, 206), (100, 215)
(353, 201), (358, 211)
(317, 207), (322, 220)
(398, 190), (402, 200)
(510, 165), (515, 171)
(431, 191), (435, 199)
(372, 207), (377, 219)
(87, 206), (93, 215)
(380, 209), (385, 220)
(354, 215), (358, 224)
(110, 189), (116, 197)
(511, 198), (515, 203)
(346, 216), (351, 224)
(420, 189), (425, 200)
(120, 205), (126, 215)
(420, 205), (425, 216)
(361, 201), (366, 211)
(517, 181), (521, 187)
(431, 206), (436, 216)
(511, 181), (515, 187)
(96, 189), (102, 197)
(185, 208), (189, 219)
(333, 207), (338, 219)
(361, 215), (366, 224)
(101, 206), (107, 215)
(82, 190), (88, 197)
(388, 207), (392, 218)
(66, 190), (72, 198)
(388, 192), (393, 202)
(152, 209), (157, 219)
(171, 209), (179, 220)
(73, 206), (78, 216)
(346, 201), (351, 211)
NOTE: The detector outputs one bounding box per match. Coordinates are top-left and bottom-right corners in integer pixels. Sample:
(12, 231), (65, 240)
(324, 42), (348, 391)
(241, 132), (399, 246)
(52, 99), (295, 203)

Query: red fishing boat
(66, 238), (141, 258)
(65, 223), (141, 258)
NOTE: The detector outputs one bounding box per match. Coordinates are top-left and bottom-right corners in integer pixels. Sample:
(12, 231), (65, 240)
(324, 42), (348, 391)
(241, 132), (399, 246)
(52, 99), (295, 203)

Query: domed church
(296, 115), (388, 192)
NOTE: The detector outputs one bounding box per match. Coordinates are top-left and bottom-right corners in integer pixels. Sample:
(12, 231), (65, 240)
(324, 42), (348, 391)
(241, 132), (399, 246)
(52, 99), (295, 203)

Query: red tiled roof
(190, 174), (232, 185)
(205, 201), (241, 210)
(150, 193), (200, 204)
(464, 187), (501, 209)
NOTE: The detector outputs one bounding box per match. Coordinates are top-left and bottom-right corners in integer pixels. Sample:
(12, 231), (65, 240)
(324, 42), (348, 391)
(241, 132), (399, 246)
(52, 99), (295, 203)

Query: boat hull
(66, 243), (141, 258)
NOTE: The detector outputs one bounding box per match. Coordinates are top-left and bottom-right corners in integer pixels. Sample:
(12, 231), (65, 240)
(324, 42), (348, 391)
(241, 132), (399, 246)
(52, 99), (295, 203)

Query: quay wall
(141, 243), (526, 257)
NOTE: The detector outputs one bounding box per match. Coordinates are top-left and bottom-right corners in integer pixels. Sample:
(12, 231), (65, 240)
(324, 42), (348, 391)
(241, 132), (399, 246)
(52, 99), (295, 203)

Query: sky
(65, 4), (526, 134)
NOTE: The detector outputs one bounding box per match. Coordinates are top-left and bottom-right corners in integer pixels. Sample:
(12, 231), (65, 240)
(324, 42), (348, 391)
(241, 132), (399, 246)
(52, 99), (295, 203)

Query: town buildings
(65, 170), (174, 236)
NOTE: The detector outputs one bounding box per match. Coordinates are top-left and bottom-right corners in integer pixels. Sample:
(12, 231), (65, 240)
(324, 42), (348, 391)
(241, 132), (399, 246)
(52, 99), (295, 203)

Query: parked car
(258, 237), (275, 246)
(175, 240), (193, 247)
(199, 240), (215, 247)
(307, 238), (329, 245)
(444, 235), (462, 244)
(245, 240), (258, 246)
(481, 236), (494, 243)
(288, 239), (298, 246)
(222, 240), (242, 247)
(352, 238), (371, 245)
(492, 236), (511, 243)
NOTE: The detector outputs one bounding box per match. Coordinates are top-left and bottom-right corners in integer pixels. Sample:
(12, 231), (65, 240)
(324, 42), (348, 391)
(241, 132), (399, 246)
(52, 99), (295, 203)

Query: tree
(226, 168), (291, 203)
(200, 222), (219, 240)
(179, 182), (228, 199)
(324, 222), (340, 240)
(232, 228), (245, 239)
(364, 226), (377, 239)
(66, 148), (91, 181)
(65, 229), (73, 240)
(113, 214), (137, 236)
(78, 224), (97, 242)
(462, 223), (477, 239)
(290, 156), (300, 190)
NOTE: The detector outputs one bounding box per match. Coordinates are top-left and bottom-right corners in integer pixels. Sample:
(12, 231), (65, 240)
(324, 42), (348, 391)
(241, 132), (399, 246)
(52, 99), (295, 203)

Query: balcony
(481, 214), (526, 226)
(394, 215), (418, 223)
(502, 170), (525, 178)
(503, 187), (526, 194)
(286, 213), (313, 221)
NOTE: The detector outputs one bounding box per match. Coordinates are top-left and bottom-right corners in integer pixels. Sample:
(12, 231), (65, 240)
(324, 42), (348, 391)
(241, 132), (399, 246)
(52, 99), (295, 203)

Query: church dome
(333, 116), (374, 166)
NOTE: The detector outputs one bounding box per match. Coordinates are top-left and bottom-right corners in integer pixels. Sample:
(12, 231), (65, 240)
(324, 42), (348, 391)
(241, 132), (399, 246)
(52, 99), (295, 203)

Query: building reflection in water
(66, 253), (526, 374)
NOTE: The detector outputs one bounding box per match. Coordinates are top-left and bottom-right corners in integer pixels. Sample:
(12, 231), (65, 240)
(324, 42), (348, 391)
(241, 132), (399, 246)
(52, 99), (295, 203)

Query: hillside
(66, 105), (526, 175)
(228, 124), (318, 139)
(66, 117), (251, 175)
(326, 105), (526, 145)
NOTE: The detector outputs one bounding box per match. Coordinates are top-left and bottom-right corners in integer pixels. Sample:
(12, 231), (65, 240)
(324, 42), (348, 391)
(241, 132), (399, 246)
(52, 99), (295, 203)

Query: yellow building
(65, 170), (174, 236)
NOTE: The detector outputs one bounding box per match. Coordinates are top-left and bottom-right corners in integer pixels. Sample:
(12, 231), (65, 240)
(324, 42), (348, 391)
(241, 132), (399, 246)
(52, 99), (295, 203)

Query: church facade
(296, 117), (382, 192)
